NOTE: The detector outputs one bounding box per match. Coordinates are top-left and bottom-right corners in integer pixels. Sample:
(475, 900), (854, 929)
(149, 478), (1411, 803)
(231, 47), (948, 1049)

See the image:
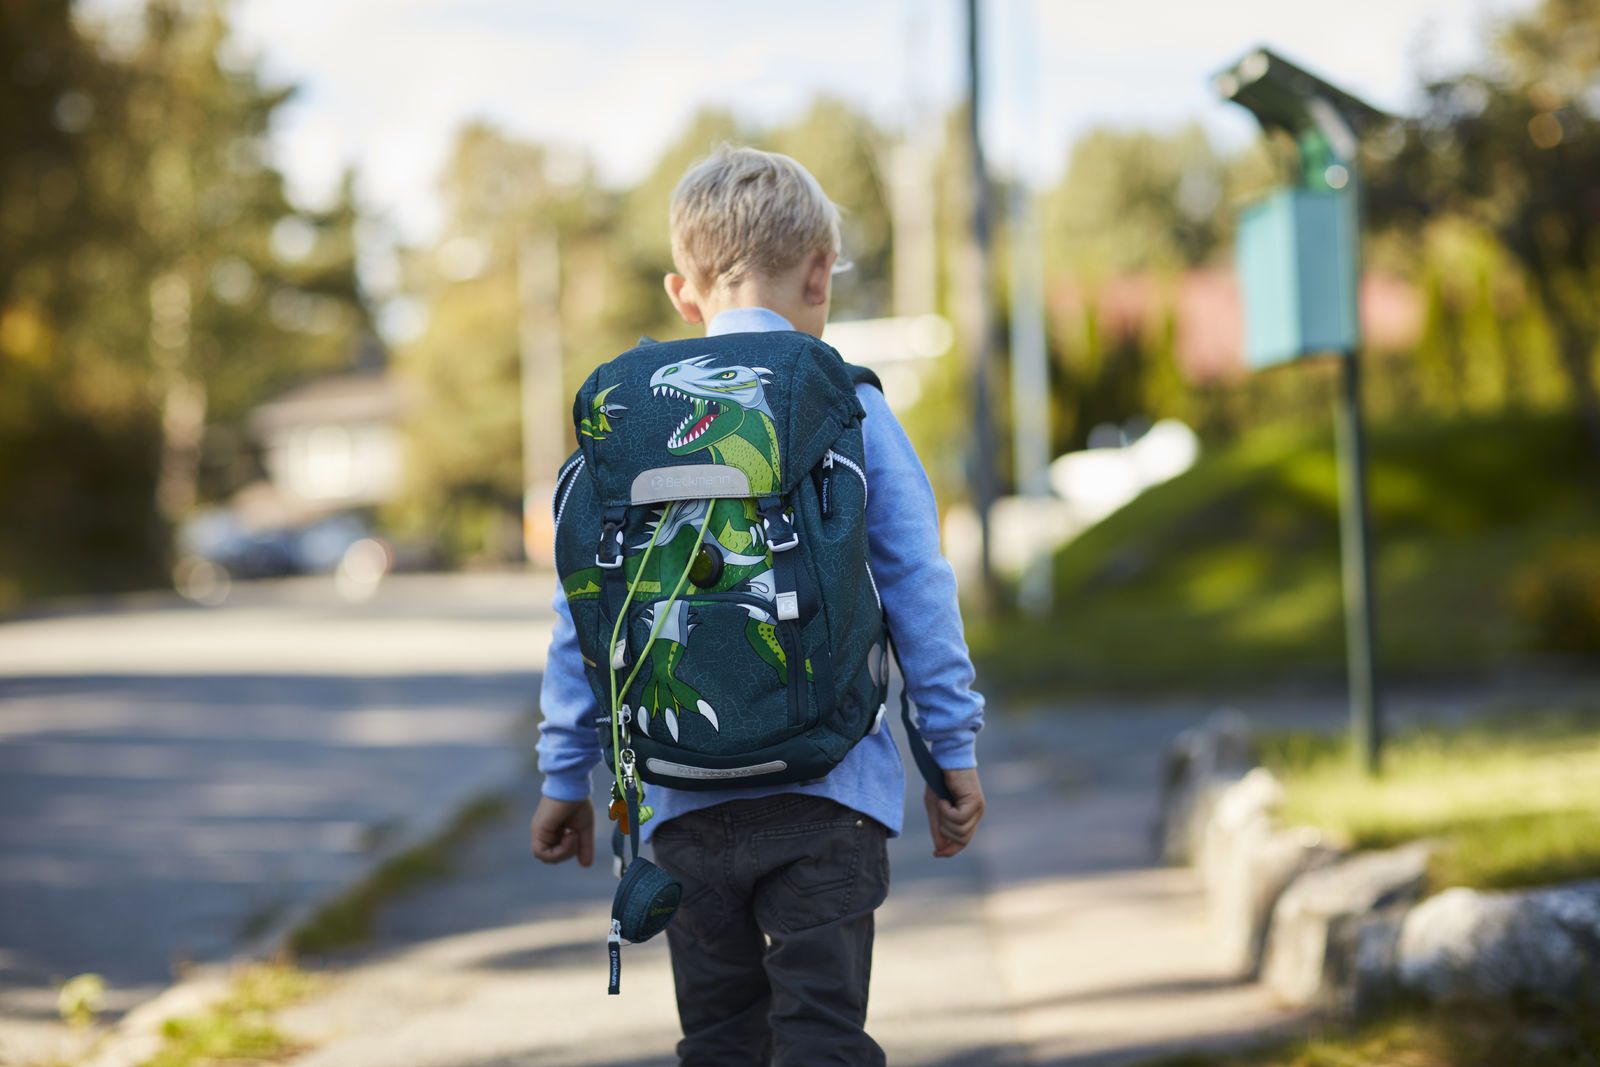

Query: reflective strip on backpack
(644, 758), (789, 781)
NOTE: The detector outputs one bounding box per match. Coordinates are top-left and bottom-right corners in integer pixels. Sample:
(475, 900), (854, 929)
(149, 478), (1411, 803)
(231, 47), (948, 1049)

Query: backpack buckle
(757, 497), (799, 553)
(596, 520), (625, 569)
(763, 518), (799, 553)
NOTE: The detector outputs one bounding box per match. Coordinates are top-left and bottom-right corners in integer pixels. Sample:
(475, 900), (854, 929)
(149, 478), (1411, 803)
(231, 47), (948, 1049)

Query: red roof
(1049, 268), (1423, 380)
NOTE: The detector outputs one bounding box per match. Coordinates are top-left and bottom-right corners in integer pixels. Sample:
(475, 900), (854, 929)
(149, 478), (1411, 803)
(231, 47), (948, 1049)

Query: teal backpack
(552, 330), (949, 816)
(554, 330), (951, 993)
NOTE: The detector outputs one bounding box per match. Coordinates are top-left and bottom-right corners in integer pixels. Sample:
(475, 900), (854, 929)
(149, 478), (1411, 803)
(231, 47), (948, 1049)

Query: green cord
(606, 500), (717, 800)
(607, 519), (663, 797)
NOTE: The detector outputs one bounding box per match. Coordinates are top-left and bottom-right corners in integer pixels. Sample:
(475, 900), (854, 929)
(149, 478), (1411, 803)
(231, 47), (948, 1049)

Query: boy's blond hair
(669, 144), (841, 292)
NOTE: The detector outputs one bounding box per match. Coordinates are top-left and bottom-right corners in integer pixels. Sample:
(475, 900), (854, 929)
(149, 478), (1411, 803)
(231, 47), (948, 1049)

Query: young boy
(531, 145), (986, 1066)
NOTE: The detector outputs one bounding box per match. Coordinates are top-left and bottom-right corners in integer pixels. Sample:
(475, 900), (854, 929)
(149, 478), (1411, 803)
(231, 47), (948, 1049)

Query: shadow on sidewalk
(0, 670), (536, 990)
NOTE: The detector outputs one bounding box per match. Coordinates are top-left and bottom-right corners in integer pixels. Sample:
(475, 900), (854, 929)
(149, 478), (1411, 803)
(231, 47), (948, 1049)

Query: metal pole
(1006, 0), (1052, 616)
(518, 225), (565, 566)
(1335, 347), (1382, 773)
(1334, 163), (1381, 775)
(963, 0), (999, 608)
(890, 0), (938, 318)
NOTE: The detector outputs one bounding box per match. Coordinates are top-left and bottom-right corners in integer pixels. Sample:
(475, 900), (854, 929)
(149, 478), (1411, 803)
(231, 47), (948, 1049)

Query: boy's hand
(530, 796), (596, 867)
(924, 768), (985, 858)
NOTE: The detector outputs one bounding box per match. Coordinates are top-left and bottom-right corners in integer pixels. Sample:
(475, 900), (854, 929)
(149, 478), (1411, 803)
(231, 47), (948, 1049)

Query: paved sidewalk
(278, 700), (1335, 1067)
(974, 708), (1312, 1065)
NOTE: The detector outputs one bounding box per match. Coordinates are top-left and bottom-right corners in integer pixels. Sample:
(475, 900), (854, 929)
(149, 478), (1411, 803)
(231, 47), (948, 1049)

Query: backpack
(552, 330), (949, 811)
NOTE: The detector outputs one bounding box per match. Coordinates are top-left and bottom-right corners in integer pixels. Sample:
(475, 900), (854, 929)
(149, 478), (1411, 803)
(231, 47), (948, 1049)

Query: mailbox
(1236, 187), (1359, 369)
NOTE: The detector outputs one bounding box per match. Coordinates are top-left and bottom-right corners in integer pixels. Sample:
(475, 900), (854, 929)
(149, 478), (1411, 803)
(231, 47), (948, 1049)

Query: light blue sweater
(536, 307), (985, 839)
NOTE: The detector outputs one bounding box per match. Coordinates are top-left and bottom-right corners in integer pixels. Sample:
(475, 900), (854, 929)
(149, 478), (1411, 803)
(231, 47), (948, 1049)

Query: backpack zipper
(823, 450), (880, 611)
(552, 455), (586, 535)
(687, 590), (778, 612)
(824, 449), (867, 505)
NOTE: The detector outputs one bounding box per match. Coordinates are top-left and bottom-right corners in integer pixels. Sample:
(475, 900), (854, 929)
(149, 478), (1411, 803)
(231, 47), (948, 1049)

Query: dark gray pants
(651, 795), (890, 1067)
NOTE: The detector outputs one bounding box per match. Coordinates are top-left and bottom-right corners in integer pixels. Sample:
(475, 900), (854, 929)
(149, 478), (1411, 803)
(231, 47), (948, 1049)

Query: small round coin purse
(612, 856), (682, 942)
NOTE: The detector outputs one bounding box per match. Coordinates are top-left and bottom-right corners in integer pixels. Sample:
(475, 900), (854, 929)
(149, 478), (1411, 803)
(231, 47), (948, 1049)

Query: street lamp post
(1215, 48), (1389, 774)
(962, 0), (1000, 610)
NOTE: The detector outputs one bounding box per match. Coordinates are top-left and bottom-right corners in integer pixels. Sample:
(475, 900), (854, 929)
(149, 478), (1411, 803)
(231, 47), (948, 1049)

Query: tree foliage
(8, 0), (1597, 593)
(1043, 123), (1235, 277)
(389, 102), (900, 560)
(0, 0), (368, 602)
(1366, 0), (1600, 454)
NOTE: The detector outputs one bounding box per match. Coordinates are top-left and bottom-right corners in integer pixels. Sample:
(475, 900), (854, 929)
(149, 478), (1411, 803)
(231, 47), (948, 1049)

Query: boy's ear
(802, 251), (836, 307)
(664, 273), (704, 325)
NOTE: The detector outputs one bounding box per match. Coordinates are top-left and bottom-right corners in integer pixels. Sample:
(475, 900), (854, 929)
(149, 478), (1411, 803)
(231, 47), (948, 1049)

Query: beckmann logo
(631, 464), (751, 504)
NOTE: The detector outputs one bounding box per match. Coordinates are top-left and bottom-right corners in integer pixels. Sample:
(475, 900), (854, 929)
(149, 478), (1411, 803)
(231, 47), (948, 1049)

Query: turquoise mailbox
(1236, 188), (1359, 369)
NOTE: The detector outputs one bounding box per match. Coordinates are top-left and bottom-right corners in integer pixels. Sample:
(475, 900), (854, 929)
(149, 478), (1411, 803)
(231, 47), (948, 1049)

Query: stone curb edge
(1157, 709), (1600, 1015)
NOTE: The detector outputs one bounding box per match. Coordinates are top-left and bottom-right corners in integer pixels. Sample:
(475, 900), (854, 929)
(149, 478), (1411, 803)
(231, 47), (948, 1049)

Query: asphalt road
(0, 573), (554, 1063)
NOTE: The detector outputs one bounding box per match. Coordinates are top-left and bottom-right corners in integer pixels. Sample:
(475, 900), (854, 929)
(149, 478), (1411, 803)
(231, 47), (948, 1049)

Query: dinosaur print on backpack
(553, 331), (890, 792)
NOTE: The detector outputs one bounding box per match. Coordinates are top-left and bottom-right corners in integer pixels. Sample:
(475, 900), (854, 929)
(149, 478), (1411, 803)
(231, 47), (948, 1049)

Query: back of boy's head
(669, 144), (841, 293)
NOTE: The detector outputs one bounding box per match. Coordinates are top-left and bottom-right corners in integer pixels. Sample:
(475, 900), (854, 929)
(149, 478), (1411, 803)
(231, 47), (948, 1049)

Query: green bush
(1513, 539), (1600, 653)
(973, 411), (1600, 696)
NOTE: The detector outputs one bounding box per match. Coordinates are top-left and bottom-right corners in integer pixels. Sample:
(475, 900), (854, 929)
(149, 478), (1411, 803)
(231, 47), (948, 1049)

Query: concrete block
(1399, 879), (1600, 1007)
(1262, 841), (1432, 1007)
(1156, 709), (1257, 866)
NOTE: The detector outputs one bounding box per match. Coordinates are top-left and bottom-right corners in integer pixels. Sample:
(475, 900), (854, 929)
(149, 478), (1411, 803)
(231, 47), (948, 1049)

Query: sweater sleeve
(857, 384), (985, 768)
(535, 585), (603, 801)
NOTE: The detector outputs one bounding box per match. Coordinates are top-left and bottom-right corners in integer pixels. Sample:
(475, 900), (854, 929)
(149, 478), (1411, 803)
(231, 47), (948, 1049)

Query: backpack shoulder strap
(885, 623), (954, 802)
(842, 362), (883, 394)
(835, 366), (945, 797)
(844, 361), (883, 395)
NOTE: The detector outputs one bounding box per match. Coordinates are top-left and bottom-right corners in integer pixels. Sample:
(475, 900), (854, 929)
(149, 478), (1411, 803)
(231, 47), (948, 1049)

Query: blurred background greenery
(2, 0), (1595, 691)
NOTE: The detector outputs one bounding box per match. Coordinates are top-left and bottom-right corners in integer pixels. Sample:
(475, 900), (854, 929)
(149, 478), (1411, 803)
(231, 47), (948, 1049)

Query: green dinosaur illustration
(563, 355), (808, 742)
(651, 356), (780, 492)
(578, 384), (626, 441)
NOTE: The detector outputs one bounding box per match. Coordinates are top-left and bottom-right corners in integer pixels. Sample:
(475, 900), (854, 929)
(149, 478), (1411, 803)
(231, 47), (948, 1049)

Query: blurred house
(248, 371), (409, 511)
(1050, 268), (1423, 379)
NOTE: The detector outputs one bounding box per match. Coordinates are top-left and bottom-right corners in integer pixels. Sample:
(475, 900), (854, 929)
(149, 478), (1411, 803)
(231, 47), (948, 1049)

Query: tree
(126, 1), (368, 519)
(769, 97), (894, 320)
(389, 122), (627, 561)
(0, 0), (163, 600)
(388, 100), (904, 561)
(1368, 0), (1600, 456)
(1043, 124), (1232, 278)
(0, 0), (368, 600)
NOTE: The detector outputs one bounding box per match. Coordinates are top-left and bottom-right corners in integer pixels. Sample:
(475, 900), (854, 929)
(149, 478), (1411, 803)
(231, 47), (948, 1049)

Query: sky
(89, 0), (1539, 248)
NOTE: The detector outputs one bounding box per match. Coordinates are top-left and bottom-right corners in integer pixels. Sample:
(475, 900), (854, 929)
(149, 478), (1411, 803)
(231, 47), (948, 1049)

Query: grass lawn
(970, 410), (1600, 696)
(1259, 708), (1600, 892)
(1142, 1004), (1600, 1067)
(139, 963), (324, 1067)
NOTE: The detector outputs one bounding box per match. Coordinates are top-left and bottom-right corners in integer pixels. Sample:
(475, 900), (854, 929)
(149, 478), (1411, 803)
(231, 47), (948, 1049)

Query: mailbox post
(1215, 49), (1388, 774)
